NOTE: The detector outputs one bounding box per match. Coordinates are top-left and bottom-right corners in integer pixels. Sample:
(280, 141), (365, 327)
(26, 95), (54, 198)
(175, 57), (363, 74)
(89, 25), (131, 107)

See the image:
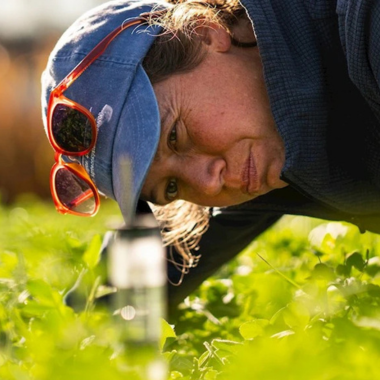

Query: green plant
(2, 197), (380, 379)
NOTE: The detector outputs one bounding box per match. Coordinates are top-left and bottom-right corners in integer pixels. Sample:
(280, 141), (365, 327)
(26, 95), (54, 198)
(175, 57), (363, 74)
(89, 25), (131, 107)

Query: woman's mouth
(241, 151), (257, 194)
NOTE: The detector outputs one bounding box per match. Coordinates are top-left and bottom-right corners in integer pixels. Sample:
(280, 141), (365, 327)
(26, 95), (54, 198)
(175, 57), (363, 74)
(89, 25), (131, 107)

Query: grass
(2, 195), (380, 379)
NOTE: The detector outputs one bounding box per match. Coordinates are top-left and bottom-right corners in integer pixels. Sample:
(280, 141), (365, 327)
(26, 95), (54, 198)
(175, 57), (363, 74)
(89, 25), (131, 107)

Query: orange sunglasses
(47, 16), (147, 217)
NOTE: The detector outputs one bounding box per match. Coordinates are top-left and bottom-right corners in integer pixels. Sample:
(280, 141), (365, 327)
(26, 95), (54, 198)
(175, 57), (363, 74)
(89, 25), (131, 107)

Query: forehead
(152, 73), (185, 114)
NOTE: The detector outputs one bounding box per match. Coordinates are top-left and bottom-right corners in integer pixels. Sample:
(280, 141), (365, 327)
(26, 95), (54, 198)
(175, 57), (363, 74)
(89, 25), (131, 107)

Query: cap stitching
(131, 86), (143, 166)
(52, 53), (139, 67)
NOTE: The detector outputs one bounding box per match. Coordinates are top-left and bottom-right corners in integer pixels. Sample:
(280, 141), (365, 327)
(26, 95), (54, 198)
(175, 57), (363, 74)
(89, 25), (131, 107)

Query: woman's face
(141, 27), (287, 207)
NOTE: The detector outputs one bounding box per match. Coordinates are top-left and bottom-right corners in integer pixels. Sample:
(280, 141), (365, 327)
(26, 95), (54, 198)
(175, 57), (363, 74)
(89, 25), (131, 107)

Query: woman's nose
(178, 154), (225, 196)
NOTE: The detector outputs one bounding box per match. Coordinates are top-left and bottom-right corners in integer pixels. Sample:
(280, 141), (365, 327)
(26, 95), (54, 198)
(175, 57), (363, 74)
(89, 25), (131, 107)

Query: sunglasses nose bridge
(54, 152), (62, 162)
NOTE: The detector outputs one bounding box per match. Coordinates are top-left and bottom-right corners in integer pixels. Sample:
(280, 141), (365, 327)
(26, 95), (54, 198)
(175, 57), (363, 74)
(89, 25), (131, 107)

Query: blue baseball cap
(41, 0), (170, 221)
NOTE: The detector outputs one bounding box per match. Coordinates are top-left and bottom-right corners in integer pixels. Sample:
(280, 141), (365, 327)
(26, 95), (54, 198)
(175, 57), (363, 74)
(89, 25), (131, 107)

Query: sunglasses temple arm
(68, 189), (94, 208)
(57, 18), (144, 92)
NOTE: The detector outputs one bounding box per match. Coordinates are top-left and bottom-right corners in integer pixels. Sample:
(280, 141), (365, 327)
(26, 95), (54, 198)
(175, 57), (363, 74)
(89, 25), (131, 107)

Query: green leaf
(346, 252), (365, 271)
(283, 302), (310, 329)
(21, 300), (54, 317)
(27, 279), (61, 307)
(367, 284), (380, 298)
(336, 264), (350, 277)
(211, 339), (242, 355)
(95, 284), (117, 299)
(0, 251), (18, 278)
(198, 351), (210, 368)
(160, 319), (176, 350)
(312, 263), (335, 281)
(163, 350), (178, 363)
(239, 319), (269, 340)
(204, 369), (219, 380)
(170, 371), (184, 379)
(82, 234), (102, 269)
(271, 329), (295, 339)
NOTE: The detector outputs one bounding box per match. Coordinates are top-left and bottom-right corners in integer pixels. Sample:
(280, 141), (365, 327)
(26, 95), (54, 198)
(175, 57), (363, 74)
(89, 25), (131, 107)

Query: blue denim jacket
(240, 0), (380, 215)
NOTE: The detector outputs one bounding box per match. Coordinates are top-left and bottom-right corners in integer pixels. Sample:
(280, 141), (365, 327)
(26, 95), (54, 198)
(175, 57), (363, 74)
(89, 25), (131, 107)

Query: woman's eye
(168, 124), (177, 147)
(165, 179), (178, 201)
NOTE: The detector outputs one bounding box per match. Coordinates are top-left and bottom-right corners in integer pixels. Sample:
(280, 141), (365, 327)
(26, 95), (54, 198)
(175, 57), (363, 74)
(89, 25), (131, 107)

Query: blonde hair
(143, 0), (247, 83)
(150, 201), (210, 285)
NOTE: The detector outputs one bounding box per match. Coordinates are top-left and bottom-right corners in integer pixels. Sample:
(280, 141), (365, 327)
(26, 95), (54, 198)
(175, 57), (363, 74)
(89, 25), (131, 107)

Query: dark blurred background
(0, 0), (105, 204)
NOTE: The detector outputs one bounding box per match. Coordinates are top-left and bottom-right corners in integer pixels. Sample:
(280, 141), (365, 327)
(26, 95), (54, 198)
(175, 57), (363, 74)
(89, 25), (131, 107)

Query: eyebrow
(152, 107), (171, 164)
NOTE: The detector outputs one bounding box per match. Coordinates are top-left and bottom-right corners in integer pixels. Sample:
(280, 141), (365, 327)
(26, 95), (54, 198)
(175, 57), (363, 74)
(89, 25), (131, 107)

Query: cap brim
(112, 65), (160, 222)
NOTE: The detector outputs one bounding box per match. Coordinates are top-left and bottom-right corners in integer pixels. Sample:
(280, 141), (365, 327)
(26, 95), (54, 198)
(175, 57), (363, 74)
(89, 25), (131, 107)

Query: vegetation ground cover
(1, 195), (380, 379)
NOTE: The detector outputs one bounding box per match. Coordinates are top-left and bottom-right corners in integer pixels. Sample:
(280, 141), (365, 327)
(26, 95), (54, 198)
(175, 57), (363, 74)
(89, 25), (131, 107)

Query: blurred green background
(0, 0), (107, 204)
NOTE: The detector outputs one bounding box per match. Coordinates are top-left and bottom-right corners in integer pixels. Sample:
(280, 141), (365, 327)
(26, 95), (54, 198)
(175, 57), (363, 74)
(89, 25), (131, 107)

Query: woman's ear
(196, 23), (232, 52)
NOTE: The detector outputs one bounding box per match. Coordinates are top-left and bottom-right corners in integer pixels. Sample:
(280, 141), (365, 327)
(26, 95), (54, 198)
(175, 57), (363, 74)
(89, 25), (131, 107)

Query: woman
(41, 0), (380, 309)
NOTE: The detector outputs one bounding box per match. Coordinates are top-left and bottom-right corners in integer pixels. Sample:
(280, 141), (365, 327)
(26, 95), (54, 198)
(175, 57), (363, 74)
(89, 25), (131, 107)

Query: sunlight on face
(141, 26), (287, 207)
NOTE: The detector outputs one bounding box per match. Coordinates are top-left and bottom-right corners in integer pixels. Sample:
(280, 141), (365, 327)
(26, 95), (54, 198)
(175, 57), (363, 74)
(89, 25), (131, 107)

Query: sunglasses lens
(52, 104), (94, 153)
(55, 168), (96, 215)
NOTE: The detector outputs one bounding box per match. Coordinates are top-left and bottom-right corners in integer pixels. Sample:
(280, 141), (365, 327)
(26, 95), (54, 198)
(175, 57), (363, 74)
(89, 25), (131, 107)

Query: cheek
(189, 116), (230, 150)
(189, 107), (247, 150)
